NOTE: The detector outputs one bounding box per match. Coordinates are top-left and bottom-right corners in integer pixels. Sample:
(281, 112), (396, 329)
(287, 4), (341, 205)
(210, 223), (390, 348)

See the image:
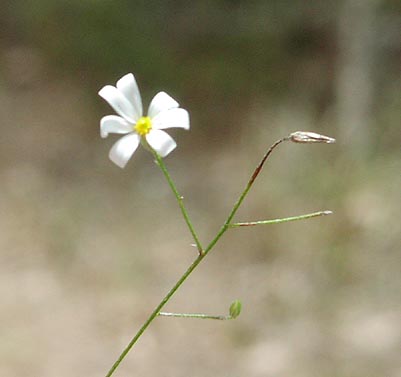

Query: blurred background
(1, 1), (400, 376)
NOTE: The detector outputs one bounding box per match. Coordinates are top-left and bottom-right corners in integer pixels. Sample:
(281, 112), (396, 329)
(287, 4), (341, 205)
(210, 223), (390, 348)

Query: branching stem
(105, 136), (330, 377)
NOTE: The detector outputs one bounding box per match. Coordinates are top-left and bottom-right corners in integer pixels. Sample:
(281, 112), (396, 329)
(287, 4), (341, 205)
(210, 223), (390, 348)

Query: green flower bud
(229, 300), (242, 319)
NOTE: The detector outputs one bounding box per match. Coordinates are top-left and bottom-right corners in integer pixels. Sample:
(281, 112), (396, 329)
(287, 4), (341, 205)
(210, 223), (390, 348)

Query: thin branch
(229, 211), (333, 227)
(153, 152), (203, 254)
(158, 312), (232, 320)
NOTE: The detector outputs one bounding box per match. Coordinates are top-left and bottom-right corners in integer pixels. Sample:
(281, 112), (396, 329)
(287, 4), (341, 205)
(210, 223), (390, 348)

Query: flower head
(99, 73), (190, 168)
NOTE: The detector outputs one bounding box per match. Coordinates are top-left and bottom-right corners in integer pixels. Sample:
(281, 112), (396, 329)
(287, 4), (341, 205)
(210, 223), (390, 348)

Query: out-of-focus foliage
(0, 1), (400, 377)
(3, 1), (399, 136)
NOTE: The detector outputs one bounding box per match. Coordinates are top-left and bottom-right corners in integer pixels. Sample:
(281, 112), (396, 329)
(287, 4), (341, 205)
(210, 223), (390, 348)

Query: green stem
(158, 312), (232, 320)
(105, 137), (289, 376)
(204, 137), (287, 251)
(105, 253), (204, 377)
(153, 152), (203, 253)
(229, 210), (333, 227)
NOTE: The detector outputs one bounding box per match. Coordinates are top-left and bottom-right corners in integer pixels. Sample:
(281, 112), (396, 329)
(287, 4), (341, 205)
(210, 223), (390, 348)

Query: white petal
(116, 73), (143, 119)
(146, 130), (176, 157)
(108, 133), (140, 168)
(147, 92), (179, 118)
(98, 85), (138, 122)
(100, 115), (132, 138)
(152, 108), (190, 130)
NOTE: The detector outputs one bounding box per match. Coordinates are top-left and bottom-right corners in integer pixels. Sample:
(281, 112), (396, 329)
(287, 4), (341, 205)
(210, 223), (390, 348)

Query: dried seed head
(289, 131), (336, 144)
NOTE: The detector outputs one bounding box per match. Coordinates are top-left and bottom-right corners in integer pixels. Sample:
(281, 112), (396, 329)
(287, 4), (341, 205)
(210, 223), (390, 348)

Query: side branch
(229, 210), (333, 227)
(158, 312), (232, 320)
(248, 137), (288, 186)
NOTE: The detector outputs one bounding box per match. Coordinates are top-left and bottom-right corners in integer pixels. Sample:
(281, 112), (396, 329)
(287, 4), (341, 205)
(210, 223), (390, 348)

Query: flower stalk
(229, 210), (333, 227)
(158, 300), (242, 320)
(104, 132), (334, 377)
(152, 150), (203, 254)
(158, 312), (232, 320)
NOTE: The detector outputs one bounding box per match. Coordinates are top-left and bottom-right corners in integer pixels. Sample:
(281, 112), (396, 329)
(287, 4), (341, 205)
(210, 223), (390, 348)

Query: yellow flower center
(134, 116), (152, 136)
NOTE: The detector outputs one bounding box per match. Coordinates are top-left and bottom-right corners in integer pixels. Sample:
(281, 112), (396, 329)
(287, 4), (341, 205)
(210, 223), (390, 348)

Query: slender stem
(158, 312), (232, 320)
(204, 137), (288, 251)
(105, 137), (289, 376)
(226, 137), (287, 225)
(105, 253), (205, 377)
(153, 152), (203, 253)
(230, 210), (333, 227)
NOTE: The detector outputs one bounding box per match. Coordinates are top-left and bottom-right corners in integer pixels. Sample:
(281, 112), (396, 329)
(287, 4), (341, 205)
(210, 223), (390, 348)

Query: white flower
(98, 73), (190, 168)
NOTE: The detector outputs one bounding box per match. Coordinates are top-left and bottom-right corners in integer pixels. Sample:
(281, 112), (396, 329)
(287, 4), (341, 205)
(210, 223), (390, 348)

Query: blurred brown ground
(0, 1), (400, 376)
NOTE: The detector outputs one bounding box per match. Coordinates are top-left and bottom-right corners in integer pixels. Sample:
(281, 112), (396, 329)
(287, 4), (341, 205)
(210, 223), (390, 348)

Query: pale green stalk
(230, 211), (333, 227)
(105, 136), (331, 377)
(158, 312), (232, 320)
(105, 254), (203, 377)
(153, 152), (203, 253)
